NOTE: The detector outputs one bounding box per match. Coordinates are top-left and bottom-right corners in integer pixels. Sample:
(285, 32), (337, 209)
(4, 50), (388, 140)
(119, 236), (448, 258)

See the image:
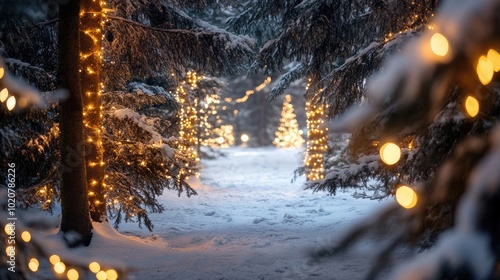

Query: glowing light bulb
(4, 224), (13, 235)
(49, 255), (60, 265)
(379, 142), (401, 165)
(89, 262), (100, 273)
(0, 88), (8, 102)
(106, 269), (118, 280)
(430, 32), (449, 57)
(0, 67), (4, 79)
(6, 96), (16, 111)
(477, 55), (494, 85)
(465, 95), (479, 117)
(487, 49), (500, 72)
(5, 246), (12, 255)
(96, 270), (107, 280)
(28, 258), (39, 272)
(21, 231), (31, 242)
(67, 269), (79, 280)
(241, 134), (249, 143)
(395, 185), (418, 209)
(53, 262), (66, 274)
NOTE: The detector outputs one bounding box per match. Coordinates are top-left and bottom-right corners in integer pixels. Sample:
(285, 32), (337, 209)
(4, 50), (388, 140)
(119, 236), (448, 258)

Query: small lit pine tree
(273, 94), (304, 149)
(199, 93), (235, 148)
(304, 97), (328, 181)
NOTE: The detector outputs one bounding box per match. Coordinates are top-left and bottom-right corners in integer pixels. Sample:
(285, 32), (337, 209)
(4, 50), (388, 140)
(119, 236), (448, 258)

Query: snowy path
(94, 147), (394, 279)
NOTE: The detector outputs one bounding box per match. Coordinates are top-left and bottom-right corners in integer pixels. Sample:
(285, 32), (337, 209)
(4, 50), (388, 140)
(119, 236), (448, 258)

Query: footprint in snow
(282, 213), (297, 222)
(204, 211), (216, 216)
(253, 217), (267, 224)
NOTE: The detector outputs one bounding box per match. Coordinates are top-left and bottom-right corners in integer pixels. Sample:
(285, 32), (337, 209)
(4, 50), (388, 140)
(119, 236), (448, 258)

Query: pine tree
(232, 0), (500, 278)
(1, 0), (254, 231)
(306, 1), (500, 279)
(273, 94), (304, 149)
(223, 74), (280, 146)
(199, 92), (235, 149)
(57, 0), (93, 246)
(102, 84), (197, 231)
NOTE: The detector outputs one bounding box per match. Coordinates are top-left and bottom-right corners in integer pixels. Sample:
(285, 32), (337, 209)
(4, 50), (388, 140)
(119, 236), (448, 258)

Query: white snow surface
(89, 147), (396, 279)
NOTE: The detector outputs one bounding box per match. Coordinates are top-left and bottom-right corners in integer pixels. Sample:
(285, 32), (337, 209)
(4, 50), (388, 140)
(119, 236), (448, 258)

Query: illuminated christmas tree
(199, 93), (235, 148)
(273, 94), (304, 149)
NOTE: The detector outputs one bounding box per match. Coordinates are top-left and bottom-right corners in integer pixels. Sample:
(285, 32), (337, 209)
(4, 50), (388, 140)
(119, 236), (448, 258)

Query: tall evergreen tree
(57, 0), (93, 246)
(308, 1), (500, 279)
(1, 0), (255, 231)
(233, 0), (500, 278)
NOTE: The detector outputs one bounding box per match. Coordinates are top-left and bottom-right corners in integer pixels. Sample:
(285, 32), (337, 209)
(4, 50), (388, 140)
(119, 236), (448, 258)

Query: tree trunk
(58, 0), (93, 246)
(80, 0), (106, 222)
(257, 87), (268, 146)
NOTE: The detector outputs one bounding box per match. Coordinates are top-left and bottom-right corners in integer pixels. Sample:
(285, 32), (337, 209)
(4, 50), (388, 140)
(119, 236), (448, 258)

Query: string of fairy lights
(175, 70), (202, 183)
(80, 0), (108, 217)
(378, 31), (500, 210)
(199, 94), (235, 148)
(223, 76), (272, 104)
(175, 74), (272, 151)
(302, 77), (329, 181)
(304, 101), (328, 181)
(8, 7), (499, 276)
(0, 67), (17, 111)
(3, 223), (121, 279)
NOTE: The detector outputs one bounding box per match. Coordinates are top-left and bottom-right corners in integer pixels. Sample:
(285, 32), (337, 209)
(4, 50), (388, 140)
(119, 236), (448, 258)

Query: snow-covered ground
(89, 147), (401, 279)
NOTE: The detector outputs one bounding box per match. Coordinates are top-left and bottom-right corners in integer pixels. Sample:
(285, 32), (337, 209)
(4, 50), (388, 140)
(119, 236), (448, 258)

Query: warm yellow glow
(106, 269), (118, 280)
(0, 88), (8, 102)
(67, 269), (79, 280)
(96, 271), (107, 280)
(487, 49), (500, 72)
(395, 185), (418, 209)
(477, 55), (494, 85)
(175, 75), (201, 182)
(4, 224), (13, 235)
(430, 32), (449, 57)
(273, 95), (305, 149)
(0, 67), (4, 79)
(89, 262), (100, 273)
(6, 95), (16, 111)
(21, 231), (31, 242)
(49, 255), (60, 265)
(305, 100), (328, 181)
(28, 258), (39, 272)
(465, 95), (480, 117)
(53, 262), (66, 274)
(379, 142), (401, 165)
(216, 137), (224, 144)
(241, 134), (249, 143)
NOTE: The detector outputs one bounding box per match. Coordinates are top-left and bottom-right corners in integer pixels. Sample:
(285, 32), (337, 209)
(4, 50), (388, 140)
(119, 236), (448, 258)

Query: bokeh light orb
(395, 185), (418, 209)
(379, 142), (401, 165)
(430, 32), (449, 57)
(465, 95), (479, 118)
